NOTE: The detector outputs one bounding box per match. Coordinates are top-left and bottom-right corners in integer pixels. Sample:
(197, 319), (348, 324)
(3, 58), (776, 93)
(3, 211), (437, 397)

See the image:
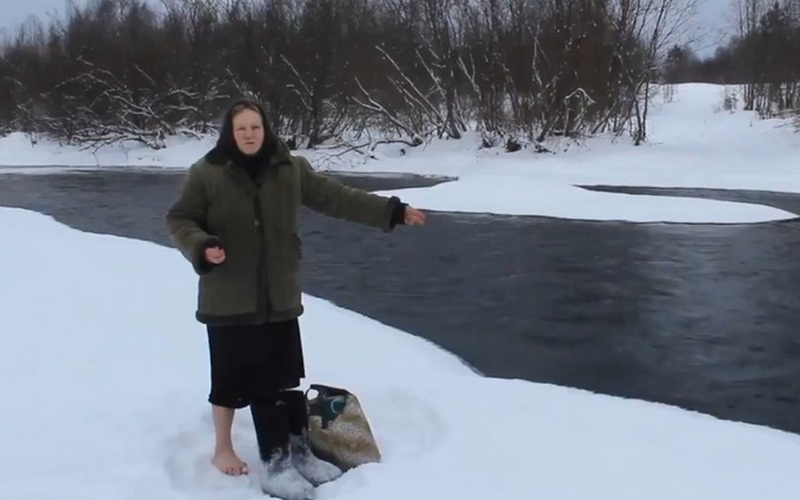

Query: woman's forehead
(233, 109), (262, 125)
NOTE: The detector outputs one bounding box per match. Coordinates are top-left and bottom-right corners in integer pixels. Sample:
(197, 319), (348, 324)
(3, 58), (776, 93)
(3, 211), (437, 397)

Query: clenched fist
(205, 246), (226, 264)
(405, 206), (426, 225)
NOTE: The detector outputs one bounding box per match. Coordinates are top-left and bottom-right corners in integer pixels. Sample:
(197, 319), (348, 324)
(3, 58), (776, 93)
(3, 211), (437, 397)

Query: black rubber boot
(282, 390), (343, 486)
(250, 396), (315, 500)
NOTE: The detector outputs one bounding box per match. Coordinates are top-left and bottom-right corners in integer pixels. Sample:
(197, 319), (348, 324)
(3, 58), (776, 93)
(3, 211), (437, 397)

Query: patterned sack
(305, 383), (382, 472)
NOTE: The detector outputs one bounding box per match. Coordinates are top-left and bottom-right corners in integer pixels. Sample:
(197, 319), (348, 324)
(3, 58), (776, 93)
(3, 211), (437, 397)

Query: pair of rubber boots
(250, 389), (343, 500)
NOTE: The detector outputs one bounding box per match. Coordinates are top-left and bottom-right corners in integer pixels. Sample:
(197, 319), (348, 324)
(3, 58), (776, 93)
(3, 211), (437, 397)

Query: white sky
(1, 0), (736, 58)
(2, 0), (91, 31)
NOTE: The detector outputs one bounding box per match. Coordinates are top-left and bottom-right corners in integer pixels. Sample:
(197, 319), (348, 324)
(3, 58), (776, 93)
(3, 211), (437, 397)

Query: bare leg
(211, 404), (248, 476)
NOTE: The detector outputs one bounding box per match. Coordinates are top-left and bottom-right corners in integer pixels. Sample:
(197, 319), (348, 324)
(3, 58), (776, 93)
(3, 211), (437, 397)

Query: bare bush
(0, 0), (719, 153)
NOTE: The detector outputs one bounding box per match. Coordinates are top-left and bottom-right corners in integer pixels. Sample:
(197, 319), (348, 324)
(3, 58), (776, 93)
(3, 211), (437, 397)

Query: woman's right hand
(205, 246), (226, 264)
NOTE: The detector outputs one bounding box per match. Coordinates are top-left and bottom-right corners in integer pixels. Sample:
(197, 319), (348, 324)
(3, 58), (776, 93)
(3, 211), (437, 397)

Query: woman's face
(232, 108), (265, 155)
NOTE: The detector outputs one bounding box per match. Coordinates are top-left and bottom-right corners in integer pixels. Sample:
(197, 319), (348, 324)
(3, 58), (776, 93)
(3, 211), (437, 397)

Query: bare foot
(212, 448), (248, 476)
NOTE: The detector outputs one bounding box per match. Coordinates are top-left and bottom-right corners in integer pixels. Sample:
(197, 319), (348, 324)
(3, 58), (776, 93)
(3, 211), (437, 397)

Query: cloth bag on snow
(304, 383), (382, 472)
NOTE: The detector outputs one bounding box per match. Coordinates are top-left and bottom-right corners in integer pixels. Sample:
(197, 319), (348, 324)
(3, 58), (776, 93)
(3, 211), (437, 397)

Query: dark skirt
(206, 318), (306, 409)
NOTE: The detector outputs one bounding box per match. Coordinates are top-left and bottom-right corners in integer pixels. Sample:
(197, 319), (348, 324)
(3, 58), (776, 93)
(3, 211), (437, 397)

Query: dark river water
(2, 168), (800, 436)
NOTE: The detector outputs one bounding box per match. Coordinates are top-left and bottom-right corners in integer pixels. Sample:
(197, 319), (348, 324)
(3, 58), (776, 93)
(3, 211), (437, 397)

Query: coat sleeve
(165, 162), (221, 274)
(298, 156), (406, 232)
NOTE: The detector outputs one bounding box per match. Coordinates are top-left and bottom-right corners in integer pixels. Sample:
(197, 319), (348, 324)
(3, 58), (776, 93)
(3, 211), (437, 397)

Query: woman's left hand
(405, 206), (426, 225)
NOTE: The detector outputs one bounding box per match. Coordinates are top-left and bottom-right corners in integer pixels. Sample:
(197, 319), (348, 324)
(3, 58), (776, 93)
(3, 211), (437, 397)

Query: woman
(165, 98), (426, 500)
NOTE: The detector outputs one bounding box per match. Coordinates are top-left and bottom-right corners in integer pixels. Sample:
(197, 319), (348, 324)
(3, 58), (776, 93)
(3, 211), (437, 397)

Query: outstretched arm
(165, 163), (221, 274)
(299, 156), (418, 231)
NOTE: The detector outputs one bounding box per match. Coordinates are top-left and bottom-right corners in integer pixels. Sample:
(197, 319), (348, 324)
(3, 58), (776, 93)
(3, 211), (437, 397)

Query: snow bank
(2, 206), (800, 500)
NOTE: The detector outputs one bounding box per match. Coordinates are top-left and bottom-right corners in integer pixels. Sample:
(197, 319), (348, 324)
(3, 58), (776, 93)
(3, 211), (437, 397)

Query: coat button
(254, 220), (261, 227)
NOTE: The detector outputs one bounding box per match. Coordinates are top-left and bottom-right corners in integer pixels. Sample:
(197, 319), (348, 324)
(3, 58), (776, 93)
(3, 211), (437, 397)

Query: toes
(211, 455), (248, 477)
(224, 464), (248, 476)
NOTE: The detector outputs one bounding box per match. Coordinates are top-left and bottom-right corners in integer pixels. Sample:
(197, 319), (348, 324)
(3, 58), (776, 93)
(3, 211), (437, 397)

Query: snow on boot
(281, 389), (344, 486)
(290, 432), (343, 486)
(251, 396), (315, 500)
(258, 447), (315, 500)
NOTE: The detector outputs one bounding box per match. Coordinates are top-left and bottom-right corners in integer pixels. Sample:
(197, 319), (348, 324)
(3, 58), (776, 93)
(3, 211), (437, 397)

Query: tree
(0, 0), (749, 152)
(663, 44), (697, 82)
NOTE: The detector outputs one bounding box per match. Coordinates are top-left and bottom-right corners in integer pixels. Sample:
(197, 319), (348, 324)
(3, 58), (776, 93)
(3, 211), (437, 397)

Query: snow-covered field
(1, 83), (800, 498)
(2, 83), (800, 500)
(3, 205), (800, 500)
(1, 83), (799, 223)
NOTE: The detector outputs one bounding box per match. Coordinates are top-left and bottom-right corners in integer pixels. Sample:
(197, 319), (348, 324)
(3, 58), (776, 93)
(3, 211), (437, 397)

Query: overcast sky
(2, 0), (737, 58)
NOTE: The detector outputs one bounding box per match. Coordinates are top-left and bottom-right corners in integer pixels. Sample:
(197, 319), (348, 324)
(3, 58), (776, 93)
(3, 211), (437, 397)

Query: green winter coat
(165, 142), (402, 325)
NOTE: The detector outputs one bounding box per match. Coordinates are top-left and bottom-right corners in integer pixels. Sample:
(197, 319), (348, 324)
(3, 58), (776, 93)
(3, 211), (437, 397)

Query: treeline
(662, 0), (800, 118)
(0, 0), (692, 150)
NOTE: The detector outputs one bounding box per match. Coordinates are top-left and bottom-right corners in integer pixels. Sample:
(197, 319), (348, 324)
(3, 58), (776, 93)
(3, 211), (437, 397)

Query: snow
(371, 175), (796, 223)
(2, 83), (799, 224)
(2, 205), (800, 499)
(0, 132), (217, 171)
(367, 84), (800, 222)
